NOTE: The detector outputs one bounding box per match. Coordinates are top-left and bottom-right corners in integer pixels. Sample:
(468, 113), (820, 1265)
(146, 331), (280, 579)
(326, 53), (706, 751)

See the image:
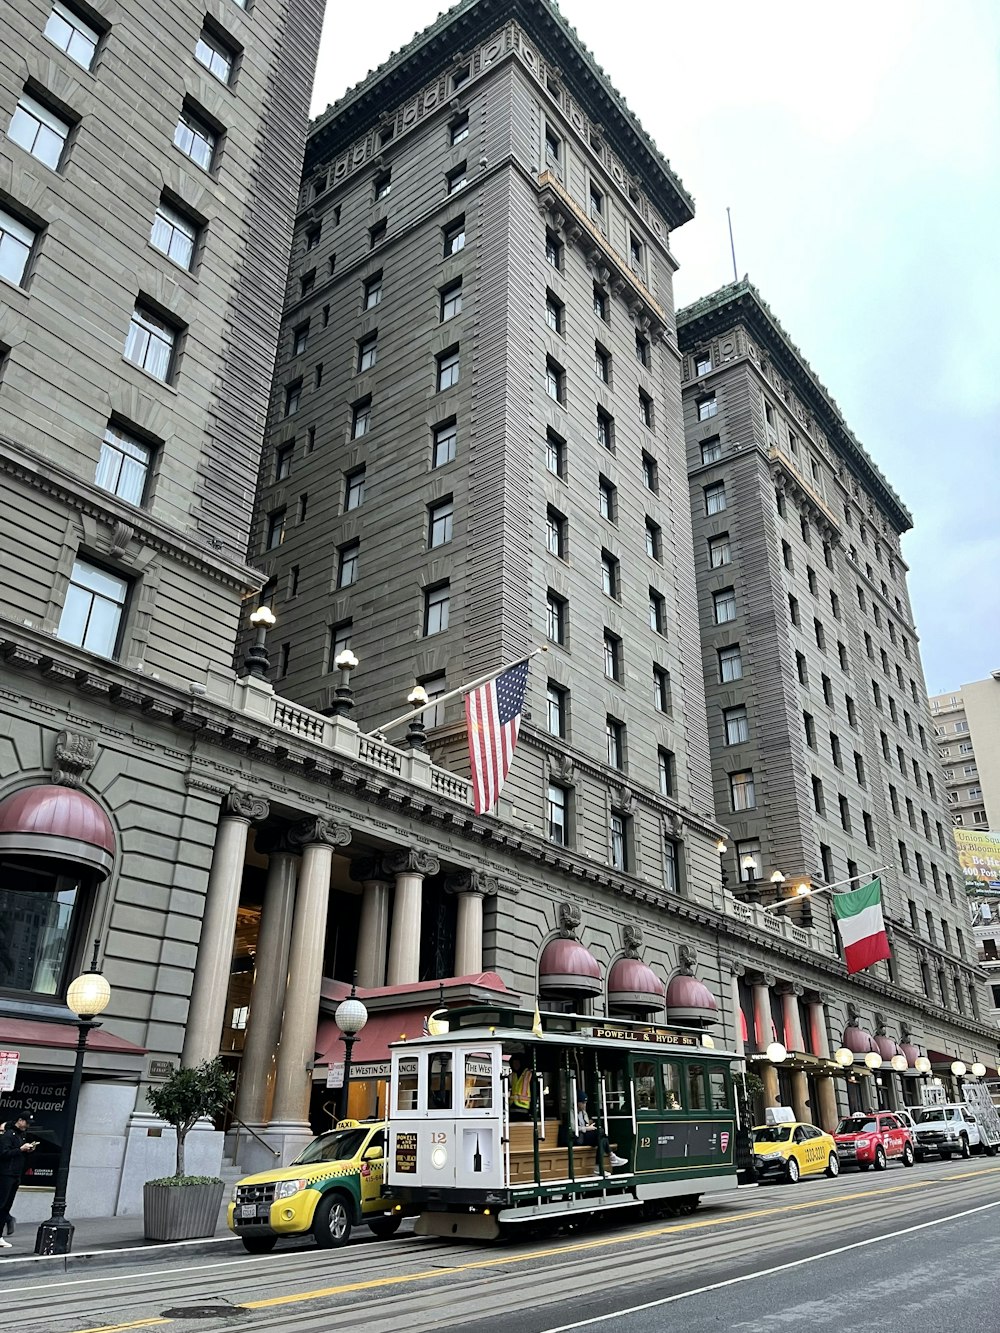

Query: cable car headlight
(431, 1145), (449, 1170)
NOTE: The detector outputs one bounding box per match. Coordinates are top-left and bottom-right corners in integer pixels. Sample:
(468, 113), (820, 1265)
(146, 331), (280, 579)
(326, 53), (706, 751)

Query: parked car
(833, 1112), (916, 1171)
(228, 1120), (404, 1252)
(751, 1121), (840, 1183)
(906, 1104), (998, 1160)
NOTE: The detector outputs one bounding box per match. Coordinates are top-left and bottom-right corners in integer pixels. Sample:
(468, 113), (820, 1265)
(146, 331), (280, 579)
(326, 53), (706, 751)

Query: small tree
(145, 1058), (234, 1179)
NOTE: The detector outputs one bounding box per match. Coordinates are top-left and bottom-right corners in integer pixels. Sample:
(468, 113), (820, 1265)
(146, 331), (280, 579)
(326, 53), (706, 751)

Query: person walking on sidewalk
(0, 1113), (37, 1249)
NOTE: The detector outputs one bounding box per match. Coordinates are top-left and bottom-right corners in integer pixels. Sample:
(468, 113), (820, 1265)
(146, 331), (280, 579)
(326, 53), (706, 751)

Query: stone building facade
(930, 677), (1000, 832)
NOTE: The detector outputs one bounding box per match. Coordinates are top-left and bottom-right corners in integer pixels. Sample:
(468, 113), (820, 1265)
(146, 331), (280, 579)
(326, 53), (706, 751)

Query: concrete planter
(143, 1180), (225, 1241)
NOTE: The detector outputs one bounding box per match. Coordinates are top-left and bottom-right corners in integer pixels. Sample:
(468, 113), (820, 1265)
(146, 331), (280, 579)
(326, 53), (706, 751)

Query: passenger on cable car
(508, 1054), (535, 1120)
(572, 1093), (628, 1169)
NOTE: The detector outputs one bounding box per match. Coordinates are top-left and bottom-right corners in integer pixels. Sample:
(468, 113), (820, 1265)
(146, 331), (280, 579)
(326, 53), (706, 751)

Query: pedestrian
(573, 1094), (628, 1170)
(0, 1112), (38, 1249)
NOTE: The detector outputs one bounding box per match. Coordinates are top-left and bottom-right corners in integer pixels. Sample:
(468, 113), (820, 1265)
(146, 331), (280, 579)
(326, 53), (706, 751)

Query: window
(124, 305), (177, 382)
(636, 332), (651, 367)
(546, 357), (565, 404)
(705, 481), (727, 515)
(545, 229), (562, 270)
(547, 591), (566, 645)
(629, 234), (643, 270)
(9, 93), (72, 170)
(351, 398), (372, 438)
(275, 443), (293, 481)
(596, 408), (614, 450)
(811, 775), (825, 815)
(547, 783), (569, 845)
(606, 717), (625, 770)
(173, 106), (216, 171)
(96, 426), (151, 505)
(796, 651), (808, 685)
(821, 673), (833, 706)
(424, 583), (450, 635)
(863, 811), (875, 848)
(369, 220), (387, 249)
(374, 171), (391, 201)
(708, 533), (731, 568)
(336, 541), (359, 588)
(788, 594), (800, 626)
(803, 712), (815, 748)
(814, 618), (826, 650)
(44, 0), (100, 69)
(438, 279), (463, 323)
(544, 126), (561, 165)
(546, 506), (567, 559)
(776, 489), (786, 518)
(601, 550), (620, 600)
(364, 271), (383, 309)
(545, 429), (566, 479)
(846, 695), (857, 726)
(57, 559), (128, 657)
(603, 631), (622, 681)
(724, 705), (749, 746)
(837, 640), (848, 671)
(642, 451), (658, 493)
(265, 508), (286, 550)
(645, 519), (662, 561)
(598, 476), (616, 521)
(594, 343), (612, 385)
(697, 394), (718, 421)
(452, 63), (470, 90)
(298, 269), (315, 298)
(305, 223), (321, 251)
(450, 114), (469, 145)
(719, 644), (743, 682)
(639, 391), (653, 429)
(838, 795), (852, 832)
(713, 587), (736, 624)
(344, 468), (365, 511)
(545, 291), (564, 333)
(649, 588), (667, 634)
(437, 346), (460, 391)
(428, 498), (454, 548)
(700, 437), (722, 464)
(653, 665), (671, 714)
(195, 27), (235, 83)
(546, 682), (567, 738)
(854, 751), (866, 785)
(0, 207), (37, 288)
(433, 420), (457, 468)
(730, 770), (756, 811)
(589, 182), (604, 218)
(695, 351), (712, 376)
(658, 748), (676, 798)
(357, 332), (378, 372)
(610, 813), (629, 870)
(593, 286), (608, 320)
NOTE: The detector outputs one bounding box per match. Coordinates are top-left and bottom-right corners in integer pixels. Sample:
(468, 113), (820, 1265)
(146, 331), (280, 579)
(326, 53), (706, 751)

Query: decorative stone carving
(384, 848), (440, 877)
(622, 924), (643, 958)
(224, 789), (270, 823)
(614, 785), (635, 816)
(550, 754), (575, 783)
(873, 1011), (887, 1036)
(677, 943), (698, 975)
(846, 1001), (861, 1027)
(557, 900), (582, 938)
(287, 816), (351, 850)
(445, 869), (499, 897)
(51, 729), (98, 789)
(107, 520), (133, 559)
(350, 855), (388, 884)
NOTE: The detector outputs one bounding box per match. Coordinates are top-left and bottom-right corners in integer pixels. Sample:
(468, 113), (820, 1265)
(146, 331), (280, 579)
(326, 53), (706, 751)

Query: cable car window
(662, 1061), (682, 1110)
(464, 1052), (493, 1110)
(428, 1052), (454, 1109)
(395, 1057), (419, 1112)
(687, 1063), (708, 1110)
(708, 1068), (728, 1110)
(634, 1060), (657, 1110)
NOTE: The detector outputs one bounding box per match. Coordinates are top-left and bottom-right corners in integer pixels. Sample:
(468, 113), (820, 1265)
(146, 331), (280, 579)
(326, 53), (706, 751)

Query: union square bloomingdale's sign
(0, 1070), (70, 1188)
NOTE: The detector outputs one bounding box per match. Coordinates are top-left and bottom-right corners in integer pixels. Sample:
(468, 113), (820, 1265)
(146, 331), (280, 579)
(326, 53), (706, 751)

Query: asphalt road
(3, 1156), (998, 1333)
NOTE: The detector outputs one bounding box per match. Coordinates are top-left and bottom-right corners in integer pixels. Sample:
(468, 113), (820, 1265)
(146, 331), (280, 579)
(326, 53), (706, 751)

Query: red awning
(316, 1009), (435, 1072)
(0, 1018), (147, 1054)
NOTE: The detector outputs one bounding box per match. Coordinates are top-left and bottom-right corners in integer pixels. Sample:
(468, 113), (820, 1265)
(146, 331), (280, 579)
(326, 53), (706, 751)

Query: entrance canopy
(0, 784), (115, 878)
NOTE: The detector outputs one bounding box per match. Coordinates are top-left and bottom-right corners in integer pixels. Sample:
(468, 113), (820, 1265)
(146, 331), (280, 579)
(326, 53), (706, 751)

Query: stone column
(729, 963), (746, 1061)
(779, 986), (809, 1123)
(182, 789), (269, 1067)
(385, 849), (439, 985)
(270, 818), (351, 1147)
(751, 978), (779, 1106)
(351, 857), (391, 988)
(234, 844), (299, 1126)
(807, 996), (840, 1132)
(446, 870), (499, 976)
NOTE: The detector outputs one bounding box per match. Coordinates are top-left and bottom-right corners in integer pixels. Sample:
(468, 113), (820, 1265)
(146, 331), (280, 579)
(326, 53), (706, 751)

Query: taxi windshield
(294, 1128), (369, 1164)
(753, 1125), (792, 1143)
(837, 1117), (878, 1134)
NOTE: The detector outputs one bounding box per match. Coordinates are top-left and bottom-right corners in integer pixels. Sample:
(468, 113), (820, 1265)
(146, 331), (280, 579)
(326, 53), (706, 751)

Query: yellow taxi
(751, 1120), (840, 1184)
(228, 1120), (403, 1252)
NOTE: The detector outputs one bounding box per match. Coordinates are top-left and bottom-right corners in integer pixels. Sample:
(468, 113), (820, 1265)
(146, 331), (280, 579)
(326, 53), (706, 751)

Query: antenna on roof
(726, 207), (738, 284)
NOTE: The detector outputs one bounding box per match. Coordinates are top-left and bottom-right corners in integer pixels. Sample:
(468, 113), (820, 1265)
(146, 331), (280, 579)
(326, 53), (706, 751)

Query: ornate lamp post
(329, 650), (360, 717)
(405, 685), (429, 750)
(243, 606), (276, 679)
(35, 943), (111, 1255)
(334, 976), (368, 1121)
(740, 852), (761, 904)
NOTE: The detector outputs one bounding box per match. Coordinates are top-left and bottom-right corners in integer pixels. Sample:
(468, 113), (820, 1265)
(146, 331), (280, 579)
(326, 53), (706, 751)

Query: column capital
(777, 982), (805, 998)
(224, 788), (270, 823)
(445, 870), (499, 898)
(350, 855), (390, 885)
(287, 816), (352, 851)
(254, 827), (299, 858)
(384, 848), (440, 877)
(722, 956), (747, 978)
(749, 972), (776, 989)
(804, 991), (827, 1007)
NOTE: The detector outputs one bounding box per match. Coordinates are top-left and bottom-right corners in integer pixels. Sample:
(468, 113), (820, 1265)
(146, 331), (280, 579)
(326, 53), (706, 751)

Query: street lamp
(971, 1062), (987, 1078)
(834, 1048), (855, 1068)
(740, 853), (761, 904)
(766, 1042), (788, 1064)
(328, 649), (360, 718)
(243, 606), (276, 679)
(950, 1061), (967, 1077)
(35, 943), (111, 1255)
(914, 1056), (931, 1075)
(405, 685), (429, 750)
(864, 1052), (883, 1071)
(334, 975), (368, 1121)
(890, 1055), (908, 1073)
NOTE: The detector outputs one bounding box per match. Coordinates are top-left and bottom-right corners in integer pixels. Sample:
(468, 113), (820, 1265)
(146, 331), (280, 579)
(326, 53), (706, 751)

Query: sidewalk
(0, 1204), (239, 1268)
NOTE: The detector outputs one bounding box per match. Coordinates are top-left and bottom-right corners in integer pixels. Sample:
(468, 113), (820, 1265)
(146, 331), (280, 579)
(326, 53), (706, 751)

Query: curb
(0, 1231), (242, 1273)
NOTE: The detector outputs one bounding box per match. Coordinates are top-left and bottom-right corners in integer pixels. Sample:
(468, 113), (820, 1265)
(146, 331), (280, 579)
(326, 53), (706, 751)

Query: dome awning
(874, 1035), (903, 1061)
(841, 1024), (878, 1055)
(900, 1042), (921, 1069)
(539, 937), (602, 996)
(0, 784), (115, 878)
(665, 973), (719, 1026)
(608, 957), (664, 1014)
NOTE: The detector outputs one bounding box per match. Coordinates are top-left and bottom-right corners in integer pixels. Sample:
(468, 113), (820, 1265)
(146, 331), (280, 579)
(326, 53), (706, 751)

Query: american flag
(465, 659), (531, 814)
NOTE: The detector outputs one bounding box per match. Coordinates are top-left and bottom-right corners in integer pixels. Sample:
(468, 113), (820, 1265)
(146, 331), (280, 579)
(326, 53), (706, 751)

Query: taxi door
(795, 1125), (827, 1175)
(359, 1128), (386, 1214)
(881, 1115), (904, 1158)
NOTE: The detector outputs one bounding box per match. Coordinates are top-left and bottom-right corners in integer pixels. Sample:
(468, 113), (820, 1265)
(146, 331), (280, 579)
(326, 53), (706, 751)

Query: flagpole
(762, 867), (890, 913)
(362, 647), (547, 738)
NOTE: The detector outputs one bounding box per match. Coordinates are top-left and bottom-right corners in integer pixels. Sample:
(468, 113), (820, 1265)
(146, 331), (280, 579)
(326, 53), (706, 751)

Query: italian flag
(833, 878), (892, 974)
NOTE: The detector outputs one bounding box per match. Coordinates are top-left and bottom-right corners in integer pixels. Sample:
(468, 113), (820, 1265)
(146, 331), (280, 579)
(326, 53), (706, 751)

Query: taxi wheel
(368, 1215), (403, 1240)
(873, 1147), (887, 1171)
(241, 1235), (277, 1254)
(313, 1193), (353, 1249)
(902, 1143), (916, 1167)
(785, 1156), (800, 1184)
(825, 1153), (840, 1178)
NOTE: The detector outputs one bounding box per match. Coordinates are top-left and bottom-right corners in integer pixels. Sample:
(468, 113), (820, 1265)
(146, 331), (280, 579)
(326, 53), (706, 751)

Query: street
(3, 1157), (998, 1333)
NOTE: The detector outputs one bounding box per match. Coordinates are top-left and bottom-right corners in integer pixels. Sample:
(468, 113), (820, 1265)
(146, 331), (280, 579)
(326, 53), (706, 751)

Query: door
(359, 1129), (386, 1213)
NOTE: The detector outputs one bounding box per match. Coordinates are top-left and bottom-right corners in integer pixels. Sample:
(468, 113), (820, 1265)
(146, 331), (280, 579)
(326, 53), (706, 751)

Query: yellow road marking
(244, 1164), (1000, 1311)
(70, 1321), (169, 1333)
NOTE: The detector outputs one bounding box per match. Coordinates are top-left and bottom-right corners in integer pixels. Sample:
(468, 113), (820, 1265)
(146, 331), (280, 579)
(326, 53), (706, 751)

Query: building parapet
(721, 890), (825, 956)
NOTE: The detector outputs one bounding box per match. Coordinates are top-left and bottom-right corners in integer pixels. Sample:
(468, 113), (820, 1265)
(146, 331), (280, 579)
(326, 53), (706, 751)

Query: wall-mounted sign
(0, 1050), (19, 1093)
(0, 1071), (70, 1188)
(147, 1059), (175, 1080)
(394, 1131), (417, 1174)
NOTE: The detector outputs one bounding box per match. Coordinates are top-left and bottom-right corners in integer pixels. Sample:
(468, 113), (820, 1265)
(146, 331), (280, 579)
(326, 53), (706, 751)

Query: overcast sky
(311, 1), (1000, 694)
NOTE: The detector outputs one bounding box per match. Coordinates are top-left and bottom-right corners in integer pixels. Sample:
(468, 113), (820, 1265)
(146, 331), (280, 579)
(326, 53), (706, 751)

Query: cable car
(385, 1005), (739, 1240)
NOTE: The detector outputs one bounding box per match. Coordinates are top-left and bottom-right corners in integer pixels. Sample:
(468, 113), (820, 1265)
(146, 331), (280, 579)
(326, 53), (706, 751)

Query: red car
(833, 1112), (916, 1171)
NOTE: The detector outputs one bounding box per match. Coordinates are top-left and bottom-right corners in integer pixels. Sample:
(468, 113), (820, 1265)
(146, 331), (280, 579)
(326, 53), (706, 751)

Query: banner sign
(954, 829), (1000, 890)
(0, 1051), (18, 1093)
(0, 1071), (70, 1188)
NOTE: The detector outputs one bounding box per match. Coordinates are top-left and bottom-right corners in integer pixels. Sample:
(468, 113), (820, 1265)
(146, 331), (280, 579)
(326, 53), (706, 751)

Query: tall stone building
(930, 677), (1000, 831)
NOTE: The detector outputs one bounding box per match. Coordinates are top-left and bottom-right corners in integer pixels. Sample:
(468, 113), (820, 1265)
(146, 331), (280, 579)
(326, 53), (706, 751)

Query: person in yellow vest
(508, 1055), (534, 1120)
